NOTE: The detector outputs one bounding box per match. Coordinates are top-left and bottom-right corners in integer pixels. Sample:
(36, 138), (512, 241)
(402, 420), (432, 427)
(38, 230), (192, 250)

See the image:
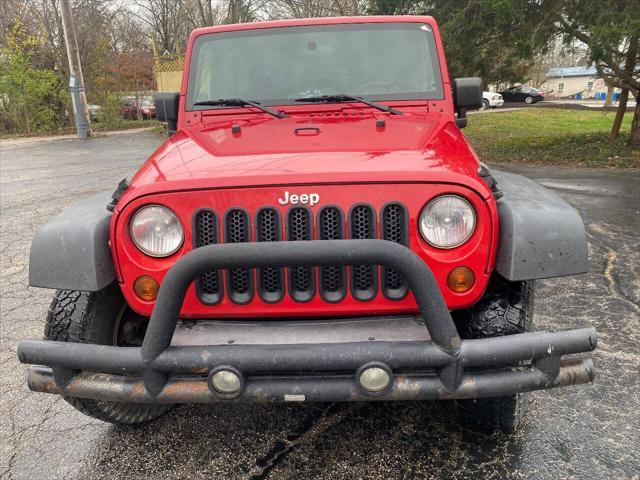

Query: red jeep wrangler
(19, 16), (596, 431)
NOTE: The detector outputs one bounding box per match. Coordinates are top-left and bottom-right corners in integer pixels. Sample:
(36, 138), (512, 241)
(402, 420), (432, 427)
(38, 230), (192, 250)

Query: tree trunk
(604, 85), (614, 106)
(229, 0), (238, 24)
(609, 89), (629, 140)
(609, 35), (637, 140)
(207, 1), (214, 25)
(196, 0), (206, 26)
(630, 98), (640, 147)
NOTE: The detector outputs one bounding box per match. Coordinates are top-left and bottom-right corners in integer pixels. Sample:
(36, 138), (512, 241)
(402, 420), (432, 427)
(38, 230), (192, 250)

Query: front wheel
(454, 276), (535, 431)
(481, 99), (490, 110)
(45, 284), (172, 425)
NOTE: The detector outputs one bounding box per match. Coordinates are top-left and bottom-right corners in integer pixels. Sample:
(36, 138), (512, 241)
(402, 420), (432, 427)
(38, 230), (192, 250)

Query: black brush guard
(18, 240), (596, 403)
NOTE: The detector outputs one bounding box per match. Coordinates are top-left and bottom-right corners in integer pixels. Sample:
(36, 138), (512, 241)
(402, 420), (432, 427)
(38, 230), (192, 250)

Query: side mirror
(453, 77), (482, 128)
(154, 92), (180, 136)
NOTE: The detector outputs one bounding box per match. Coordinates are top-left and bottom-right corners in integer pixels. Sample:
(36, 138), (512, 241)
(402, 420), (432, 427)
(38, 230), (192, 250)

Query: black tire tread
(456, 387), (529, 431)
(45, 287), (171, 425)
(464, 279), (534, 338)
(456, 276), (535, 431)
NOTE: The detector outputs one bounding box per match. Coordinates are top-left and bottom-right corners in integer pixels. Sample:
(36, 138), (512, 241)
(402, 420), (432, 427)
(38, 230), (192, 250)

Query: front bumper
(18, 240), (596, 403)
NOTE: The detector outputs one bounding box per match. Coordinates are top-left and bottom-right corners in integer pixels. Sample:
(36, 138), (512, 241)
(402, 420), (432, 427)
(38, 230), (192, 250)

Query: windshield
(187, 23), (444, 110)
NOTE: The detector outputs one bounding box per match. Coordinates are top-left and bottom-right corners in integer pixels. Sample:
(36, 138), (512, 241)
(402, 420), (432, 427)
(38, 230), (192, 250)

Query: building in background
(543, 66), (620, 100)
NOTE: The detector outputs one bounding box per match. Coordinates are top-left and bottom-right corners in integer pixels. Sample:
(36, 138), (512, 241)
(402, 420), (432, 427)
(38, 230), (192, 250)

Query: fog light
(210, 369), (242, 395)
(447, 266), (475, 293)
(359, 366), (391, 393)
(134, 275), (159, 301)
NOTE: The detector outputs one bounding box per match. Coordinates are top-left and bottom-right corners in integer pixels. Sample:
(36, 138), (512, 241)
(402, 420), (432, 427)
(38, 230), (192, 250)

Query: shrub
(0, 22), (69, 135)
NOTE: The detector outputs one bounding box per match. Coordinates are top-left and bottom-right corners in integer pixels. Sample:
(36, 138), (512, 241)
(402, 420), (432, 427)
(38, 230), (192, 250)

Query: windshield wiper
(294, 94), (403, 115)
(193, 98), (289, 118)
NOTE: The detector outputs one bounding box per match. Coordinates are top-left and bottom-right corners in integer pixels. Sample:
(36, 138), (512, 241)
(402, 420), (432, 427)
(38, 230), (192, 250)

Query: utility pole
(60, 0), (91, 138)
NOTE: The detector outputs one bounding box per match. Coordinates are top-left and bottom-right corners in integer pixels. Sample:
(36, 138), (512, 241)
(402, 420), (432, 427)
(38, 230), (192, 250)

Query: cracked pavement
(1, 132), (639, 479)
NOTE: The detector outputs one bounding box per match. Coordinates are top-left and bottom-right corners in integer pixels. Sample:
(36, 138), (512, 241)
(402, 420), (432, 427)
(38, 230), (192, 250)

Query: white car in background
(481, 92), (504, 110)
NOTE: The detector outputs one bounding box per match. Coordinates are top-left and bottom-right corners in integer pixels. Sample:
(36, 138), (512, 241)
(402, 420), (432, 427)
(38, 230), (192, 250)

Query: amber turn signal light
(447, 267), (475, 293)
(134, 275), (159, 301)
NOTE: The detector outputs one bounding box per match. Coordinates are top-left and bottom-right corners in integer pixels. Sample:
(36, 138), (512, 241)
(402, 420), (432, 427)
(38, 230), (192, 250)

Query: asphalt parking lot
(1, 131), (639, 479)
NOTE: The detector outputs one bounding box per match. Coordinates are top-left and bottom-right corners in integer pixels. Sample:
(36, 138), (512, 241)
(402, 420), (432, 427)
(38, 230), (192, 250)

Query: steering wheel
(357, 81), (402, 95)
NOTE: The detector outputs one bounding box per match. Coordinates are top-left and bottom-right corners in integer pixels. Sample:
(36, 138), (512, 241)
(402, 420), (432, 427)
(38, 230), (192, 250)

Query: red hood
(121, 113), (490, 208)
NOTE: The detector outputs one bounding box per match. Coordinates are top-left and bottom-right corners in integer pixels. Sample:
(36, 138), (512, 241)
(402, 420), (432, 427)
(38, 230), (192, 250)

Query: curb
(0, 127), (161, 147)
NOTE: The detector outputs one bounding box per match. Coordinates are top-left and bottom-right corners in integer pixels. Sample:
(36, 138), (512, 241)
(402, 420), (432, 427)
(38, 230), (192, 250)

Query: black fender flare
(29, 191), (116, 291)
(493, 171), (588, 281)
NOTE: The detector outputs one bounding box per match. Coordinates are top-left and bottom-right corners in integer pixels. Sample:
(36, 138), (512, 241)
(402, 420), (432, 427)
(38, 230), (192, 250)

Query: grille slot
(381, 204), (409, 299)
(349, 205), (377, 301)
(224, 209), (253, 303)
(287, 207), (315, 302)
(317, 207), (346, 302)
(256, 208), (284, 302)
(194, 209), (222, 304)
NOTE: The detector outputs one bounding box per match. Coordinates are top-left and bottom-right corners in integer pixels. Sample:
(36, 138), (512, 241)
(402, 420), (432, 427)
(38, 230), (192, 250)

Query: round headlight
(130, 205), (183, 257)
(419, 195), (476, 248)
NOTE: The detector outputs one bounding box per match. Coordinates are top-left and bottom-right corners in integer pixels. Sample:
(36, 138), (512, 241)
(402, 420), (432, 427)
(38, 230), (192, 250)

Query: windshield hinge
(186, 110), (203, 128)
(478, 163), (503, 200)
(107, 178), (129, 212)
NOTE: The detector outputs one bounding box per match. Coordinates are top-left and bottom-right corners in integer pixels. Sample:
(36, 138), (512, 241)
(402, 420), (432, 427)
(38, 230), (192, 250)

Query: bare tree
(22, 0), (67, 78)
(222, 0), (268, 24)
(18, 0), (121, 89)
(193, 0), (215, 25)
(0, 1), (29, 48)
(133, 0), (188, 53)
(528, 37), (590, 89)
(266, 0), (366, 19)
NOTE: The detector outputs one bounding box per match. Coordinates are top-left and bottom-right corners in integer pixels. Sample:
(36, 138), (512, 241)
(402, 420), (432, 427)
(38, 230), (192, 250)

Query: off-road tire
(45, 284), (172, 425)
(455, 276), (535, 431)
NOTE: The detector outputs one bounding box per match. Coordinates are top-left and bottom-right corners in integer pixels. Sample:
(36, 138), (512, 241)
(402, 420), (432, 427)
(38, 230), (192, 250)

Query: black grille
(256, 208), (284, 302)
(225, 209), (253, 303)
(381, 204), (409, 299)
(194, 209), (222, 304)
(192, 201), (409, 305)
(287, 207), (315, 301)
(318, 207), (346, 302)
(350, 205), (377, 301)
